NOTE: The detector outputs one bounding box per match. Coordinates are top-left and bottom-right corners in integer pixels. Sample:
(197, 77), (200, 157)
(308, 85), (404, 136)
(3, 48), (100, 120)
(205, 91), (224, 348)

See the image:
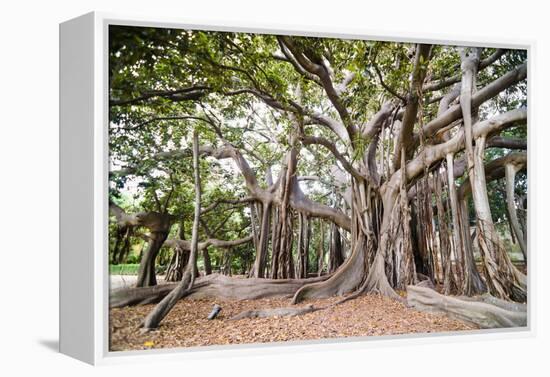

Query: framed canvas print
(60, 12), (531, 365)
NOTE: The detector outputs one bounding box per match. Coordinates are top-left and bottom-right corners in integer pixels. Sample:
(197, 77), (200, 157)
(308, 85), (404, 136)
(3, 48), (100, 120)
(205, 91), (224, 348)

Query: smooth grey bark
(407, 285), (526, 328)
(111, 274), (329, 308)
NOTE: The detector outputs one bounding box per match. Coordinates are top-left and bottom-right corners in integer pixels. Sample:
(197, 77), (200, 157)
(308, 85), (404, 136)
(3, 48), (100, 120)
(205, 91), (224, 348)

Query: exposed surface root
(229, 304), (318, 320)
(407, 285), (527, 328)
(291, 238), (366, 303)
(111, 273), (328, 308)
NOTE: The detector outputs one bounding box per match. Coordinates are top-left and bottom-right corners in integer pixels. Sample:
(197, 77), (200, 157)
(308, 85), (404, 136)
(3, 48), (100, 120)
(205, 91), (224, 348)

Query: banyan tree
(108, 26), (528, 329)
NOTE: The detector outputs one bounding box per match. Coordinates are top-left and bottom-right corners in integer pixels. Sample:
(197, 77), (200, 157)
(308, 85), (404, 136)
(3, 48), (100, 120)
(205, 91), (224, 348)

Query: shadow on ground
(38, 339), (59, 352)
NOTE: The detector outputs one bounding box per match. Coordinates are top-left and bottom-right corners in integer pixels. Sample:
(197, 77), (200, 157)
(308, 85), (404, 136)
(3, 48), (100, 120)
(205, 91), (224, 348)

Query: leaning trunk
(136, 231), (168, 287)
(142, 130), (202, 329)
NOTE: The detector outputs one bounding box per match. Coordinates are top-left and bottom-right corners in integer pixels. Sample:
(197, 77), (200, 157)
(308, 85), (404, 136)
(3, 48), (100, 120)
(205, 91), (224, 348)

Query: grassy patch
(110, 264), (140, 275)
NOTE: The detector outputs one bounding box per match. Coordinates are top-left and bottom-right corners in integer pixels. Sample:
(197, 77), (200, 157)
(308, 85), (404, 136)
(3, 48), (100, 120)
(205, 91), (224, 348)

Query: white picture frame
(59, 11), (535, 365)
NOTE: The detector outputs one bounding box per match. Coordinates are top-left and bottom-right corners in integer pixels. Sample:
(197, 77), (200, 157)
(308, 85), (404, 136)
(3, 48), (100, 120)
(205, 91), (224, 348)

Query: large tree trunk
(328, 222), (344, 272)
(202, 247), (212, 275)
(136, 231), (168, 287)
(293, 179), (401, 303)
(445, 153), (466, 290)
(458, 192), (487, 296)
(393, 154), (417, 290)
(250, 202), (271, 278)
(270, 206), (280, 279)
(435, 172), (457, 294)
(413, 176), (437, 282)
(296, 212), (310, 279)
(164, 246), (190, 282)
(317, 219), (325, 276)
(165, 221), (188, 282)
(274, 146), (299, 279)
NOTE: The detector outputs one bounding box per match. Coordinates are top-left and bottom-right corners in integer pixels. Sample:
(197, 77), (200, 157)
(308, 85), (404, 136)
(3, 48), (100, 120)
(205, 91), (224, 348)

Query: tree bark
(407, 285), (526, 328)
(317, 219), (325, 276)
(136, 232), (168, 287)
(445, 153), (466, 290)
(470, 137), (526, 301)
(505, 163), (527, 260)
(328, 222), (344, 273)
(250, 202), (271, 278)
(202, 247), (212, 275)
(435, 172), (457, 294)
(111, 274), (329, 308)
(297, 212), (310, 279)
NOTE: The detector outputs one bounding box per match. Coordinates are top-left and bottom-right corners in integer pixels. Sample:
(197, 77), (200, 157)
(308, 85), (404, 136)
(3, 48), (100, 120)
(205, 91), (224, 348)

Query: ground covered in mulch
(109, 294), (477, 351)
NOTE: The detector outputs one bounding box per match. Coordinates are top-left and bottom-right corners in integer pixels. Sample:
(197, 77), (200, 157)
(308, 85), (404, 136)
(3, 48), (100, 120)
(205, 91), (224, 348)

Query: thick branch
(424, 49), (506, 92)
(393, 44), (432, 168)
(278, 36), (357, 140)
(386, 109), (527, 195)
(110, 86), (210, 106)
(200, 197), (256, 214)
(164, 235), (253, 251)
(422, 62), (527, 138)
(458, 152), (527, 199)
(301, 135), (363, 181)
(487, 136), (527, 150)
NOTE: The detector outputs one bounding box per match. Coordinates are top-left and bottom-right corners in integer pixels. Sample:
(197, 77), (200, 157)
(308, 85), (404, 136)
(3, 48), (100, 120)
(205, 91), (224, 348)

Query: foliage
(108, 25), (527, 275)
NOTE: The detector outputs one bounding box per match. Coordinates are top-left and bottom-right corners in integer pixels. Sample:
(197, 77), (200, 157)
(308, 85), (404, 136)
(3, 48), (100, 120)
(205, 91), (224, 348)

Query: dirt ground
(109, 294), (477, 351)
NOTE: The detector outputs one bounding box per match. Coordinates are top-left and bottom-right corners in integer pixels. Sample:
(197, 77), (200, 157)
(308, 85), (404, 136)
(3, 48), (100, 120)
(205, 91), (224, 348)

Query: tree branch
(423, 49), (506, 92)
(422, 62), (527, 138)
(110, 85), (210, 106)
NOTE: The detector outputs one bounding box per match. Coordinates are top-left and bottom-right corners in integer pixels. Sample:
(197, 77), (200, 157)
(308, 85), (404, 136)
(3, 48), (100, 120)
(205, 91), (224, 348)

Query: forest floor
(109, 293), (477, 351)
